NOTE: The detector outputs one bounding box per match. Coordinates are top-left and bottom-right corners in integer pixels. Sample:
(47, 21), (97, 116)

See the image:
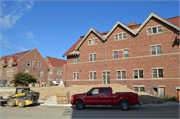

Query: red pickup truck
(71, 87), (140, 110)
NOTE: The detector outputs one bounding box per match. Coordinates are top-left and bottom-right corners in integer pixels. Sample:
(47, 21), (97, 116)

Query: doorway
(102, 71), (110, 84)
(152, 86), (165, 97)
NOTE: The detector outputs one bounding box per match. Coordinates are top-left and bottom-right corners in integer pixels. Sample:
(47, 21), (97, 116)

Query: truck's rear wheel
(120, 101), (129, 110)
(18, 100), (25, 108)
(76, 101), (85, 110)
(8, 99), (16, 107)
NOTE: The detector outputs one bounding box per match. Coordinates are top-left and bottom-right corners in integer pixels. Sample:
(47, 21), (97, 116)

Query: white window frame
(28, 60), (33, 67)
(150, 45), (162, 55)
(147, 26), (162, 35)
(133, 85), (145, 92)
(74, 56), (79, 63)
(90, 53), (96, 61)
(23, 69), (29, 74)
(123, 49), (129, 58)
(57, 70), (62, 75)
(88, 38), (96, 45)
(6, 69), (13, 77)
(116, 70), (126, 79)
(89, 71), (96, 80)
(133, 69), (143, 79)
(113, 51), (118, 59)
(73, 72), (79, 80)
(114, 32), (127, 40)
(36, 62), (41, 68)
(38, 71), (44, 78)
(152, 68), (163, 78)
(48, 70), (53, 74)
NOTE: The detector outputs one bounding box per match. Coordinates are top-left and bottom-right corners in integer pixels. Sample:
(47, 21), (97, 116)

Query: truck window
(90, 89), (99, 95)
(101, 88), (109, 95)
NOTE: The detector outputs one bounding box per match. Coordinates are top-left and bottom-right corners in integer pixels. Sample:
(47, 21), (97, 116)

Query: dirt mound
(0, 84), (165, 104)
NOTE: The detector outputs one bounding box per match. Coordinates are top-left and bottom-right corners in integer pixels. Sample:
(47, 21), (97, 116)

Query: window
(8, 60), (13, 66)
(123, 50), (129, 58)
(73, 73), (79, 80)
(90, 72), (96, 80)
(151, 45), (161, 55)
(115, 33), (126, 40)
(134, 70), (143, 78)
(23, 69), (29, 74)
(56, 77), (59, 80)
(117, 70), (126, 79)
(147, 26), (162, 35)
(57, 70), (62, 74)
(6, 69), (13, 77)
(36, 62), (41, 67)
(101, 88), (109, 95)
(38, 71), (44, 78)
(48, 70), (53, 74)
(90, 88), (99, 95)
(89, 39), (95, 45)
(152, 68), (163, 78)
(90, 54), (96, 61)
(0, 70), (2, 77)
(74, 56), (79, 63)
(28, 61), (33, 67)
(113, 51), (118, 59)
(60, 77), (63, 80)
(34, 53), (36, 58)
(0, 61), (3, 68)
(133, 86), (145, 92)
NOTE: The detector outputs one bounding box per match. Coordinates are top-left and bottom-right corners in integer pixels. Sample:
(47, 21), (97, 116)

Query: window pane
(124, 50), (129, 57)
(122, 71), (125, 79)
(107, 71), (110, 75)
(134, 87), (138, 92)
(139, 70), (143, 78)
(103, 76), (106, 84)
(91, 89), (99, 95)
(89, 40), (91, 45)
(103, 72), (106, 76)
(151, 46), (156, 55)
(101, 89), (109, 95)
(74, 73), (76, 80)
(94, 72), (96, 79)
(157, 45), (161, 54)
(140, 87), (145, 92)
(90, 72), (92, 79)
(123, 33), (126, 38)
(77, 73), (79, 79)
(74, 58), (76, 63)
(158, 26), (162, 32)
(90, 54), (92, 61)
(153, 27), (157, 33)
(119, 34), (122, 39)
(77, 57), (79, 62)
(113, 51), (118, 59)
(117, 71), (121, 79)
(147, 28), (152, 34)
(158, 69), (163, 78)
(115, 35), (118, 40)
(152, 69), (157, 78)
(94, 54), (96, 61)
(134, 70), (138, 78)
(92, 39), (94, 44)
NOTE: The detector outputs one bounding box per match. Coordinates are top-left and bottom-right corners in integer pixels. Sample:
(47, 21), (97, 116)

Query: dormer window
(115, 33), (126, 40)
(147, 26), (162, 35)
(8, 60), (13, 66)
(88, 39), (97, 45)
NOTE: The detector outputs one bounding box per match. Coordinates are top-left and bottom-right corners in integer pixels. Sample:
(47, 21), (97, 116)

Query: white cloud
(17, 46), (29, 51)
(0, 34), (10, 48)
(30, 40), (38, 44)
(25, 32), (33, 39)
(0, 1), (34, 29)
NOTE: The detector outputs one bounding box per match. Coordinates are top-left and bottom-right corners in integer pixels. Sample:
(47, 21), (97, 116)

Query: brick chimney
(127, 22), (136, 27)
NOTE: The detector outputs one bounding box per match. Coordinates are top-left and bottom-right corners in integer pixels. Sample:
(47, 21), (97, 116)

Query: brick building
(0, 48), (49, 85)
(63, 13), (180, 97)
(45, 56), (67, 85)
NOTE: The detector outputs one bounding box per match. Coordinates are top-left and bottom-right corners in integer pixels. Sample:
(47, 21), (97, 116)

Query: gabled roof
(63, 13), (180, 57)
(46, 56), (67, 67)
(75, 28), (106, 50)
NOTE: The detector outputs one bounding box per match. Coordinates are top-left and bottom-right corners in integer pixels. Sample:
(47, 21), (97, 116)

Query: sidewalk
(40, 101), (180, 107)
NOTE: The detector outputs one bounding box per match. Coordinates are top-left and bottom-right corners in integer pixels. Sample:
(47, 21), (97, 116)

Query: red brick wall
(65, 17), (179, 96)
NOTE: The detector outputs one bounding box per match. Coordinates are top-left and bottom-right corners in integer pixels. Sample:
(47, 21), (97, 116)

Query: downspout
(105, 41), (106, 65)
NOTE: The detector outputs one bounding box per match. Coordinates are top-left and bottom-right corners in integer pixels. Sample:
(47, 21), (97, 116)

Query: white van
(49, 81), (59, 86)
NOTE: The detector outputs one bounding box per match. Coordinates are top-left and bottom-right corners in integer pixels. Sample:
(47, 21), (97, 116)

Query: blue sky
(0, 0), (179, 60)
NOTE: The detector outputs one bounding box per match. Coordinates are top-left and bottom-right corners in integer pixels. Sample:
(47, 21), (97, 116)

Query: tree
(12, 72), (37, 86)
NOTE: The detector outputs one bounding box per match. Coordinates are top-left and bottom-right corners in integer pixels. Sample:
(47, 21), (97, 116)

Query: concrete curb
(40, 103), (180, 107)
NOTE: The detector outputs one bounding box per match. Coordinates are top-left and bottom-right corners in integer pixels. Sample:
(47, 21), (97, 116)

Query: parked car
(71, 87), (140, 110)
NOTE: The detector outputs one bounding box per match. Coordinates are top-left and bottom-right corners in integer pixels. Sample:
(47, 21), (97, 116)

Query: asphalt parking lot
(0, 104), (179, 119)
